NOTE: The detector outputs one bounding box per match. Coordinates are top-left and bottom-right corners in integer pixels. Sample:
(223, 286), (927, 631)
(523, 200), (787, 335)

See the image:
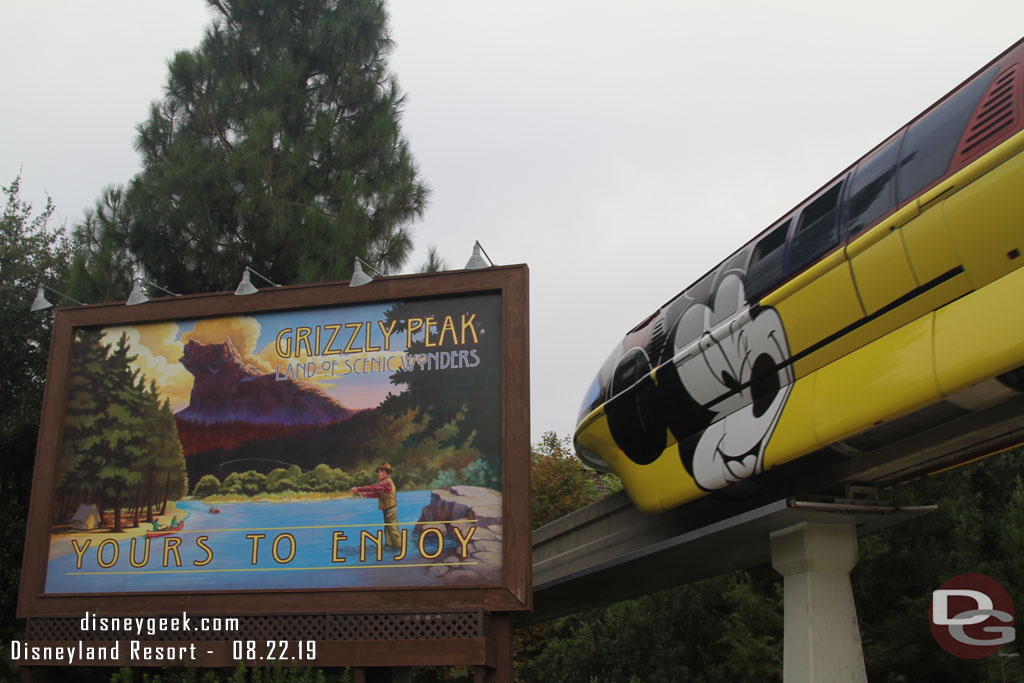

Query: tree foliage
(0, 175), (71, 668)
(71, 0), (429, 299)
(516, 571), (783, 683)
(68, 187), (138, 303)
(853, 447), (1024, 682)
(419, 245), (449, 273)
(530, 432), (601, 529)
(0, 175), (70, 496)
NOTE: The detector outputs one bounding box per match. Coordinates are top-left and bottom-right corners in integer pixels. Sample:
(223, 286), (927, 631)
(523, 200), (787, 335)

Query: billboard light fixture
(465, 241), (494, 269)
(29, 284), (83, 312)
(350, 257), (383, 287)
(126, 278), (181, 305)
(234, 267), (280, 295)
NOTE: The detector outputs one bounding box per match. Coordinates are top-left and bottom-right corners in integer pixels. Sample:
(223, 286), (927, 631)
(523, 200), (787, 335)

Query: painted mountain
(174, 338), (361, 479)
(176, 337), (352, 425)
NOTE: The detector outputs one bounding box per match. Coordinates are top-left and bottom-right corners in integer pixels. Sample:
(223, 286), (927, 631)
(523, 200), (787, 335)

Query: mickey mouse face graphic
(672, 274), (793, 491)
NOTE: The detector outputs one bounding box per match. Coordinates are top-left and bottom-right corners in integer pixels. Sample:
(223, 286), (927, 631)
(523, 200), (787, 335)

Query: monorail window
(896, 65), (998, 204)
(744, 219), (790, 301)
(788, 181), (844, 273)
(719, 247), (752, 279)
(846, 135), (900, 237)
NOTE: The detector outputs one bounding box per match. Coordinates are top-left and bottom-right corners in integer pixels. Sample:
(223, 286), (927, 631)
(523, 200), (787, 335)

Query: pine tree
(67, 187), (137, 304)
(73, 0), (429, 297)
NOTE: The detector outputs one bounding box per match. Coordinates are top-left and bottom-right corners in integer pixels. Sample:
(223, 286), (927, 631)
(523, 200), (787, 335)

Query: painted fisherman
(349, 463), (403, 548)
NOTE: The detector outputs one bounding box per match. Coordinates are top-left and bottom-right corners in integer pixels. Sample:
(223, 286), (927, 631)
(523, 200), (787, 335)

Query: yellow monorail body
(575, 38), (1024, 514)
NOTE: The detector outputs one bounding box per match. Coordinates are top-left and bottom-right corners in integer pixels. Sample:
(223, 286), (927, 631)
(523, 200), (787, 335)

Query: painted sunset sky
(100, 301), (407, 413)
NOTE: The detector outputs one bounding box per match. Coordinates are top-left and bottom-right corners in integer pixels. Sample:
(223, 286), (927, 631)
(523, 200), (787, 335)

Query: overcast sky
(3, 1), (1023, 445)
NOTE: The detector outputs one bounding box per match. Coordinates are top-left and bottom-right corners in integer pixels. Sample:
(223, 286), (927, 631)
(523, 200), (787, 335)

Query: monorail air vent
(952, 63), (1022, 167)
(648, 315), (667, 362)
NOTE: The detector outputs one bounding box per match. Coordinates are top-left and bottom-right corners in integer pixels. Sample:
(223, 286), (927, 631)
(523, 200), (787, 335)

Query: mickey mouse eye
(607, 348), (666, 465)
(709, 275), (743, 327)
(750, 353), (781, 418)
(674, 305), (705, 353)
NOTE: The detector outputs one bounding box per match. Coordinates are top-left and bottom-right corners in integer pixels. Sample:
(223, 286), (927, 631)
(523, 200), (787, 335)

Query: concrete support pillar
(769, 521), (867, 683)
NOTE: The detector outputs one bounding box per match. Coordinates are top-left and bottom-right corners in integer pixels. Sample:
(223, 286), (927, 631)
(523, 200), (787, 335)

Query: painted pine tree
(57, 331), (186, 531)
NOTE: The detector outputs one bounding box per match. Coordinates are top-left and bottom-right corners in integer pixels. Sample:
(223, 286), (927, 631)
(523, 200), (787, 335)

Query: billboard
(19, 266), (530, 616)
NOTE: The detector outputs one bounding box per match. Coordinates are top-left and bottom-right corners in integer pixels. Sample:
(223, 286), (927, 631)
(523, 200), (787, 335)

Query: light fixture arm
(355, 257), (384, 278)
(138, 278), (181, 298)
(474, 241), (495, 267)
(127, 277), (182, 305)
(40, 284), (83, 305)
(245, 267), (280, 287)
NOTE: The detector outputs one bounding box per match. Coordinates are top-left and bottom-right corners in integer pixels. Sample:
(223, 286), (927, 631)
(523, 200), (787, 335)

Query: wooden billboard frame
(18, 264), (531, 620)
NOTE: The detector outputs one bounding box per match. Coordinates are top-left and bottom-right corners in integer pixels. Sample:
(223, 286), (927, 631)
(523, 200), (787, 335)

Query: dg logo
(930, 573), (1016, 658)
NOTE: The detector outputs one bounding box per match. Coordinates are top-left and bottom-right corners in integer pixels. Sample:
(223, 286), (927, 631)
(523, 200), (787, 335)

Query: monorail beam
(528, 493), (933, 623)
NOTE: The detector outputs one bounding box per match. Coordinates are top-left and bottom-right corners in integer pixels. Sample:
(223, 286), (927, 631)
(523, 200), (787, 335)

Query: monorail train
(574, 37), (1024, 515)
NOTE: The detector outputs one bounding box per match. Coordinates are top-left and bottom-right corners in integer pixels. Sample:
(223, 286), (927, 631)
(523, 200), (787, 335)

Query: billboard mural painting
(44, 292), (503, 594)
